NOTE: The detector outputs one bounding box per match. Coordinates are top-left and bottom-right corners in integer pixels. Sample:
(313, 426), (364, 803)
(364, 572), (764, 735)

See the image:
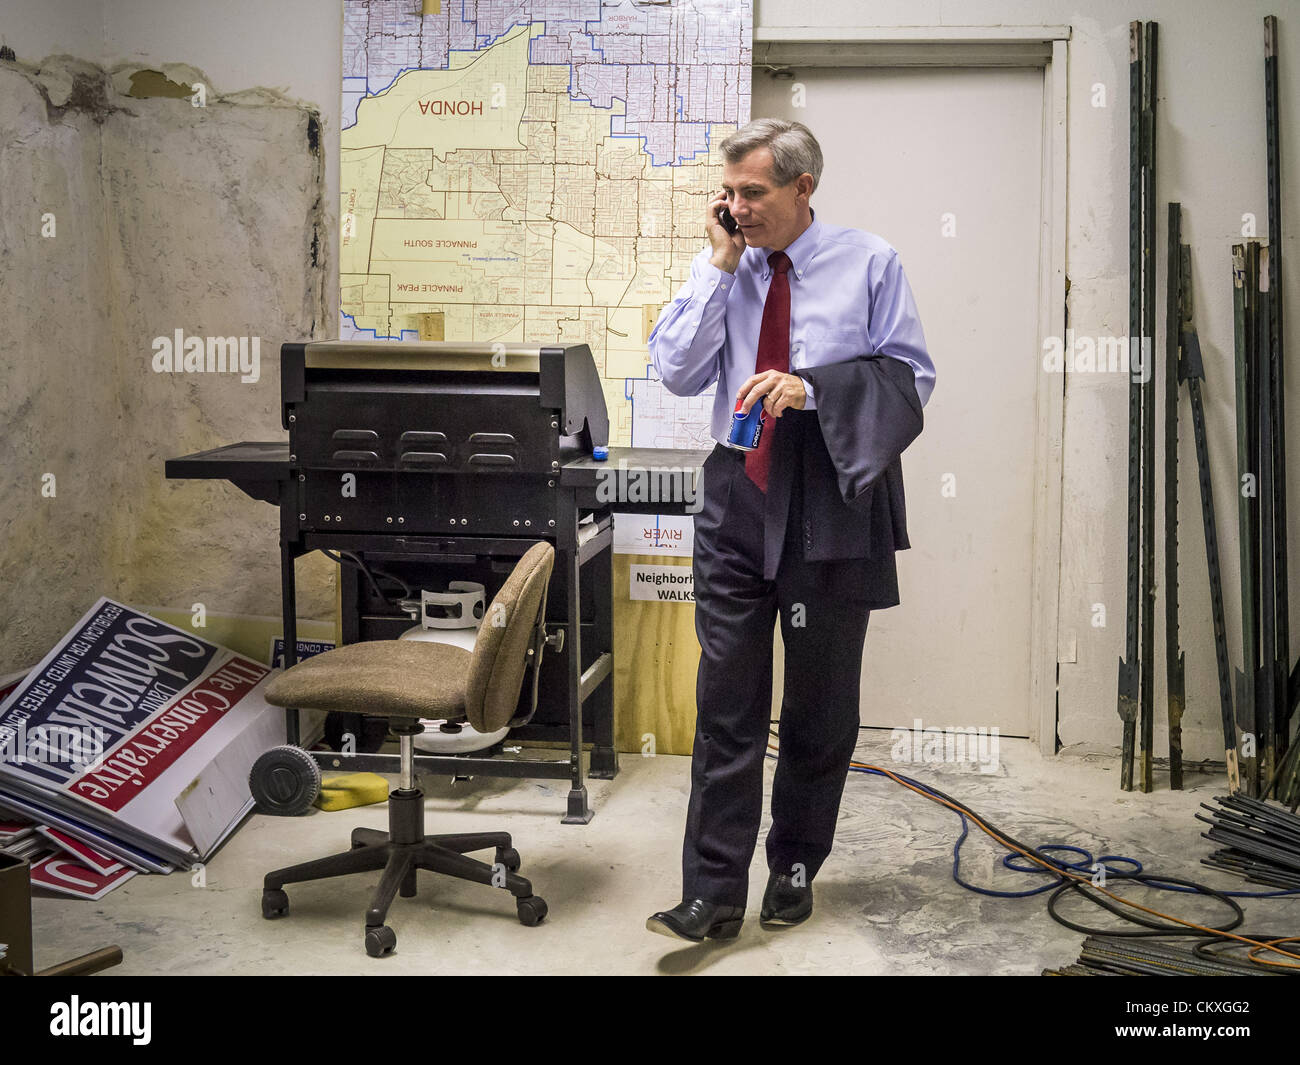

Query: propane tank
(398, 582), (511, 753)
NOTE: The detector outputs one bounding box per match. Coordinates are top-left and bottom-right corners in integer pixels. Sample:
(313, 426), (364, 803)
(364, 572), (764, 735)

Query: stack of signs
(0, 816), (38, 856)
(0, 598), (285, 880)
(0, 814), (138, 899)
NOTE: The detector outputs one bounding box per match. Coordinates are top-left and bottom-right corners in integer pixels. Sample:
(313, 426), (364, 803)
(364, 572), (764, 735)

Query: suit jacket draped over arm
(768, 354), (922, 581)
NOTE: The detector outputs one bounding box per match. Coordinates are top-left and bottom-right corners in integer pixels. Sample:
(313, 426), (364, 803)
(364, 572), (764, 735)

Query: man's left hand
(736, 370), (806, 418)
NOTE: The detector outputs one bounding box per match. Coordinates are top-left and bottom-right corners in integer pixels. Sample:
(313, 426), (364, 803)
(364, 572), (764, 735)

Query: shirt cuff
(801, 376), (816, 410)
(694, 260), (736, 301)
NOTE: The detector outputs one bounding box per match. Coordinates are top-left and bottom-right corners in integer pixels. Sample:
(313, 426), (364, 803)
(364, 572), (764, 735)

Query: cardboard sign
(36, 827), (119, 875)
(629, 564), (695, 602)
(29, 854), (135, 900)
(0, 599), (278, 866)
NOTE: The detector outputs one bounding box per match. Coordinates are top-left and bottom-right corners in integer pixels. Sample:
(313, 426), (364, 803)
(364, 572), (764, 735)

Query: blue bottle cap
(592, 445), (609, 461)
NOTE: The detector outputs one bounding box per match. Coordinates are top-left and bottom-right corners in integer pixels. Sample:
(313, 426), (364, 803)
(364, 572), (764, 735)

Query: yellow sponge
(315, 773), (390, 811)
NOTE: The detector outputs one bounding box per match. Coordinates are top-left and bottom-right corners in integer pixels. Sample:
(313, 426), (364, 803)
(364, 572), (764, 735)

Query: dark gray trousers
(682, 443), (878, 907)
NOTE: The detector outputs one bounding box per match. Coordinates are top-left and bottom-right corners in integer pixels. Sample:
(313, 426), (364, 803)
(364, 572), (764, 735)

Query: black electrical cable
(767, 728), (1296, 951)
(321, 549), (413, 602)
(1046, 873), (1243, 937)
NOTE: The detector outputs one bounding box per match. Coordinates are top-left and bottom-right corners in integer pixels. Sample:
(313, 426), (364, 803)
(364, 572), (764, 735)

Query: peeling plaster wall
(100, 0), (343, 331)
(99, 65), (332, 618)
(0, 47), (331, 671)
(0, 57), (119, 669)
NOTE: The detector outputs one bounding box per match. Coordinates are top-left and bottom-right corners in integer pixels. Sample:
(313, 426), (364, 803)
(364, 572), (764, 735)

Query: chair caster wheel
(262, 889), (289, 919)
(365, 925), (397, 957)
(517, 896), (547, 926)
(496, 847), (521, 872)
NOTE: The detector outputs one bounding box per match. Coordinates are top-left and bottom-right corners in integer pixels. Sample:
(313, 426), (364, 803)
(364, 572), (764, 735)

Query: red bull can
(725, 397), (765, 451)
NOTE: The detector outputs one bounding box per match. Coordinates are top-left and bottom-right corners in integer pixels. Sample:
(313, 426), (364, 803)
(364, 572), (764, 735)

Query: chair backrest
(464, 542), (555, 732)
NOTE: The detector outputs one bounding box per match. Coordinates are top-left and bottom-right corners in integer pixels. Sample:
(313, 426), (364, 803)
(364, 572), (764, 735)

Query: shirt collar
(755, 207), (821, 282)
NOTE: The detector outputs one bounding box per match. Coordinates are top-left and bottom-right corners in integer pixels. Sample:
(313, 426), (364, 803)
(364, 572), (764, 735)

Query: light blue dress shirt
(648, 209), (935, 445)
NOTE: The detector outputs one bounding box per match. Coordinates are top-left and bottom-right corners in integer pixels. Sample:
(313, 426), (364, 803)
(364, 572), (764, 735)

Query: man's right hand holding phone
(707, 190), (745, 274)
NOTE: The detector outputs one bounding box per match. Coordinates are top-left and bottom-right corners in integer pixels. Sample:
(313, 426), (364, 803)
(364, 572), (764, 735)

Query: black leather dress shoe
(646, 898), (745, 942)
(760, 872), (812, 925)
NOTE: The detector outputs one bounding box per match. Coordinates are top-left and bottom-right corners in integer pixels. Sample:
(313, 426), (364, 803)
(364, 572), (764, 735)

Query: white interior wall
(755, 0), (1299, 762)
(3, 0), (1296, 764)
(0, 0), (106, 60)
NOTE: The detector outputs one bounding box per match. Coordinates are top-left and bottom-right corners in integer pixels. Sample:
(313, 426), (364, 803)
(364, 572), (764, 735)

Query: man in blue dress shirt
(644, 118), (935, 942)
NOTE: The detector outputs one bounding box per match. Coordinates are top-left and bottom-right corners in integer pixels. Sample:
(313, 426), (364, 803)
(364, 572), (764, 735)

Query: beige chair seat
(256, 541), (555, 953)
(264, 639), (472, 721)
(264, 541), (554, 734)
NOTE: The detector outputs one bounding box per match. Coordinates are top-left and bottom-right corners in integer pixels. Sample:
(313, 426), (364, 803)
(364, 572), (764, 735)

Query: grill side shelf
(164, 441), (291, 504)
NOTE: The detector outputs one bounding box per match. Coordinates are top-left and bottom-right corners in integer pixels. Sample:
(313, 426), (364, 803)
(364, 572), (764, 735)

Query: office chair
(258, 541), (556, 957)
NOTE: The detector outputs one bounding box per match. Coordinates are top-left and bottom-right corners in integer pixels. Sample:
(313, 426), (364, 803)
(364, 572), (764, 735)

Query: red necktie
(744, 250), (792, 492)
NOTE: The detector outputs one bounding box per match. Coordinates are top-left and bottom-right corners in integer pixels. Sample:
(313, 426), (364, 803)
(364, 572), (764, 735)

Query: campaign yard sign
(0, 598), (278, 868)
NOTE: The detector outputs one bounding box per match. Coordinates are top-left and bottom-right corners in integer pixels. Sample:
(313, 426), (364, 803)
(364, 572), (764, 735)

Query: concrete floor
(29, 733), (1300, 975)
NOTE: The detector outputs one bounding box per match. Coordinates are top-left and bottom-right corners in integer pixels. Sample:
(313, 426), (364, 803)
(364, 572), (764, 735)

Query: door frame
(752, 26), (1071, 754)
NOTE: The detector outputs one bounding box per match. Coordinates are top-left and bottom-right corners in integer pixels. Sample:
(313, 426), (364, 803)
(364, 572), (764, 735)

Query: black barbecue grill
(167, 340), (706, 822)
(281, 341), (609, 536)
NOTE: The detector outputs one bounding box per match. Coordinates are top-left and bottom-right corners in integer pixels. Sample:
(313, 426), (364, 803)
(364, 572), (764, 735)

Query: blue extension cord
(769, 751), (1300, 901)
(848, 763), (1300, 899)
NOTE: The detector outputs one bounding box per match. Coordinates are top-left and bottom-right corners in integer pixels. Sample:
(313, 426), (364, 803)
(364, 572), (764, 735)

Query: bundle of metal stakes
(1200, 794), (1300, 891)
(1117, 17), (1294, 797)
(1115, 19), (1159, 793)
(1044, 936), (1283, 977)
(1230, 19), (1293, 802)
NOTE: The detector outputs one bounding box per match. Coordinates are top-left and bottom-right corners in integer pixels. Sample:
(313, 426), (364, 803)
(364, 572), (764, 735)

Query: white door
(754, 65), (1046, 736)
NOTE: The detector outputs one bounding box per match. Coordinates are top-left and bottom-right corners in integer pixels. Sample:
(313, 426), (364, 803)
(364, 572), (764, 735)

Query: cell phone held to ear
(718, 205), (739, 235)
